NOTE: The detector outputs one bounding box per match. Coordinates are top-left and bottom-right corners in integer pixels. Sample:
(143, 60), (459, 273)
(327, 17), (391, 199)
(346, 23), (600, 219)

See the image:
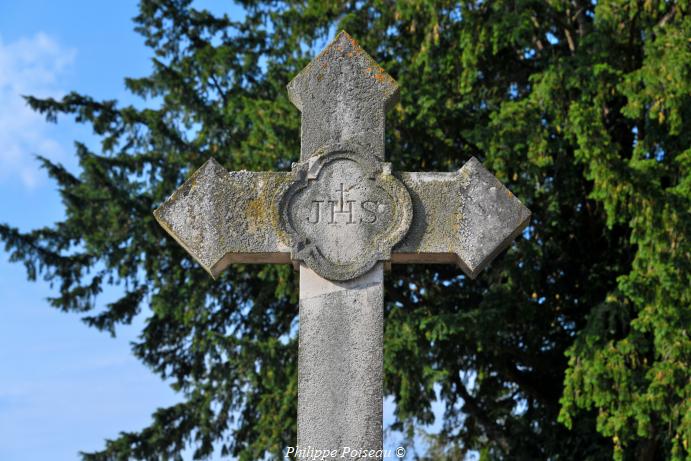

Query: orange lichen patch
(370, 65), (396, 86)
(345, 33), (360, 48)
(316, 61), (328, 81)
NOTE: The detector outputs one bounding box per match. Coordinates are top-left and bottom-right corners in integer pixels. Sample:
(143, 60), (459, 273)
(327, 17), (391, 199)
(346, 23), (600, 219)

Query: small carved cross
(155, 31), (530, 458)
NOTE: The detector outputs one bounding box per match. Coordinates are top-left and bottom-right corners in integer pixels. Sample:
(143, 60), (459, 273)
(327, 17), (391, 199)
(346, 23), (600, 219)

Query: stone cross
(154, 31), (530, 458)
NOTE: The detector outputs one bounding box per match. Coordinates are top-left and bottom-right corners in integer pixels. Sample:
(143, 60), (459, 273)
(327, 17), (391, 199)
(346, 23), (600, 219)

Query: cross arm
(154, 157), (529, 280)
(153, 158), (291, 279)
(393, 157), (531, 279)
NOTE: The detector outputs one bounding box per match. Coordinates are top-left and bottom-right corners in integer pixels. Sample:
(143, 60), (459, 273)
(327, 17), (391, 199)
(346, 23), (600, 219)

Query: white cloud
(0, 33), (76, 189)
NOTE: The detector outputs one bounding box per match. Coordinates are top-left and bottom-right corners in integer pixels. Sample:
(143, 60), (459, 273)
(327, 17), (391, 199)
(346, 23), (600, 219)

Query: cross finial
(287, 31), (399, 161)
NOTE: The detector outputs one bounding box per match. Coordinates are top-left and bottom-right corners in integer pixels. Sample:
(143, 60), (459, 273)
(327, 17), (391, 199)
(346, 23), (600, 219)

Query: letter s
(360, 200), (378, 224)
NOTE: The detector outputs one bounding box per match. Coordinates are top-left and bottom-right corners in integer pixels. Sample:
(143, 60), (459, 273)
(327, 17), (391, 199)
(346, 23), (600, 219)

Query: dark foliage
(2, 1), (689, 460)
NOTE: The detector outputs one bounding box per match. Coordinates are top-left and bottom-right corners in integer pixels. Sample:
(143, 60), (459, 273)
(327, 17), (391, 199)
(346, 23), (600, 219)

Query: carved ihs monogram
(307, 183), (378, 225)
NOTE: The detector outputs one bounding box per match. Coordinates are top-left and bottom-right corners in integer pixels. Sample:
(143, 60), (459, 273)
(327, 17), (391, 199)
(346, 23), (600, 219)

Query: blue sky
(0, 2), (184, 460)
(0, 2), (442, 459)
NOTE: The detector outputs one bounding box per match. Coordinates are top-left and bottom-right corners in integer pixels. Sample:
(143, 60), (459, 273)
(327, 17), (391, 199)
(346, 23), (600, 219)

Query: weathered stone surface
(153, 158), (291, 278)
(287, 31), (399, 161)
(298, 263), (383, 458)
(280, 142), (412, 281)
(394, 157), (531, 278)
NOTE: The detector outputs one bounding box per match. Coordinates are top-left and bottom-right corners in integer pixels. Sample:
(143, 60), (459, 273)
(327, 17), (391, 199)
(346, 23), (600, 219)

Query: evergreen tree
(2, 1), (689, 459)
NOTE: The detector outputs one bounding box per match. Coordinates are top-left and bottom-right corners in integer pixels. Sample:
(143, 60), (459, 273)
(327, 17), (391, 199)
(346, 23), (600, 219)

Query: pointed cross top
(287, 31), (399, 161)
